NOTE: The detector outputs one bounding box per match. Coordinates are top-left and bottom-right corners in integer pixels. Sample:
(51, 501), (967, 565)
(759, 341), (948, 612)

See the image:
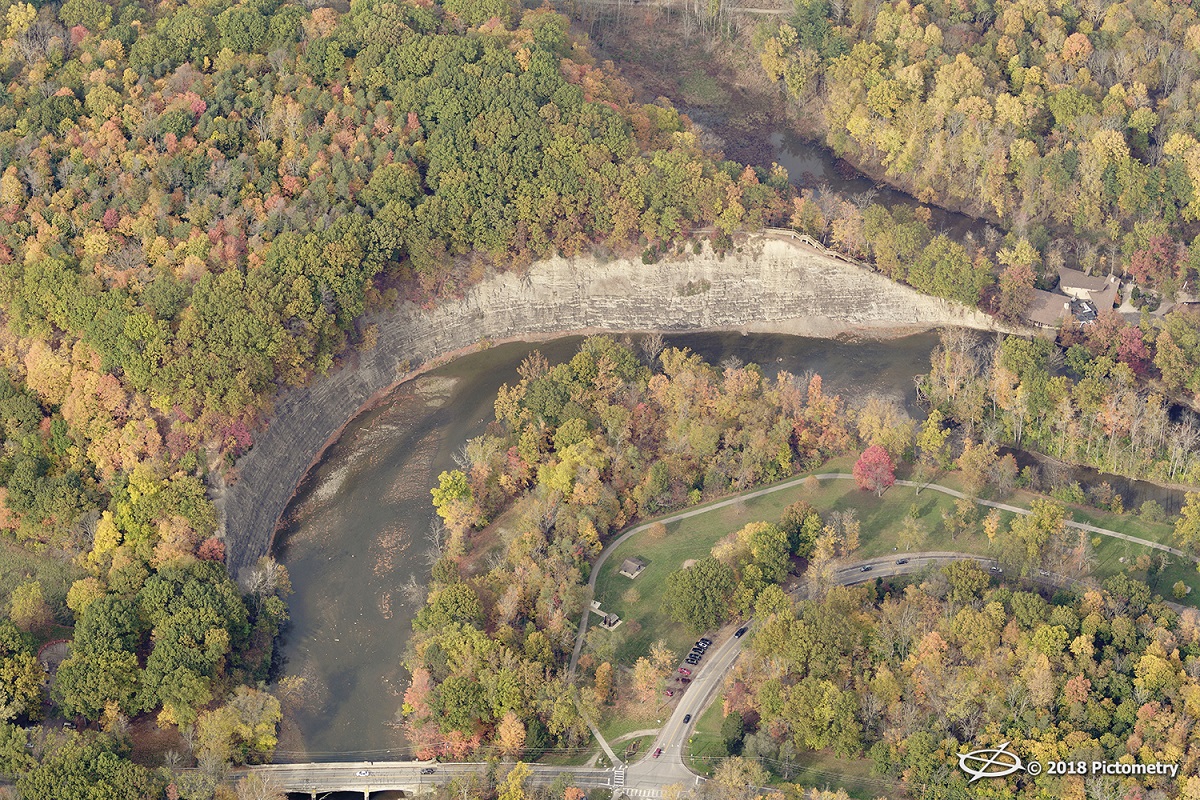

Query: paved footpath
(566, 469), (1191, 767)
(570, 471), (1190, 677)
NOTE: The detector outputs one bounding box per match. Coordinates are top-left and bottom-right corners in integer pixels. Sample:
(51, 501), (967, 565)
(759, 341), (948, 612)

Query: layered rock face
(221, 235), (1003, 576)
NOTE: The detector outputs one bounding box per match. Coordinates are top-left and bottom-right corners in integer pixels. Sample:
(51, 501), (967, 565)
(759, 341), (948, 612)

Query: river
(271, 331), (944, 760)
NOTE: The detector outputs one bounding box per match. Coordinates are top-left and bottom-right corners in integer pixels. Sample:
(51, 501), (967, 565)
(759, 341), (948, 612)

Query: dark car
(860, 565), (873, 572)
(680, 677), (691, 683)
(685, 657), (699, 665)
(698, 638), (712, 646)
(683, 714), (692, 723)
(653, 748), (662, 758)
(896, 558), (909, 565)
(734, 626), (748, 638)
(421, 768), (436, 775)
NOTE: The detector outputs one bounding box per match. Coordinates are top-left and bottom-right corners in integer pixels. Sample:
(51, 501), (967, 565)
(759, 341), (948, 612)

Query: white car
(356, 770), (371, 777)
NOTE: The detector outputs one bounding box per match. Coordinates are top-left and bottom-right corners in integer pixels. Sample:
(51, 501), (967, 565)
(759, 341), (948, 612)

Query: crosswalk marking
(617, 788), (660, 798)
(612, 769), (626, 788)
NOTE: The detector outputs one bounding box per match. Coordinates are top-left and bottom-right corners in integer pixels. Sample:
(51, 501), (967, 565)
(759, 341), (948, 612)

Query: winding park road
(569, 472), (1189, 680)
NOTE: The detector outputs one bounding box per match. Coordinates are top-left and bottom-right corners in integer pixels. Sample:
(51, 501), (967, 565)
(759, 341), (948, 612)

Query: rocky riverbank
(219, 234), (1010, 577)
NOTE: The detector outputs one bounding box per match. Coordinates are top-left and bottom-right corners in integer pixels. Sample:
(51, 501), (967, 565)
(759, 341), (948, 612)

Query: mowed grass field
(591, 467), (1200, 670)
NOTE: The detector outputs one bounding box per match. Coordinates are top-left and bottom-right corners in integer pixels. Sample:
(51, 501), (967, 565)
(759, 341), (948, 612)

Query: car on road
(678, 668), (691, 675)
(653, 748), (662, 758)
(664, 689), (674, 697)
(734, 626), (748, 638)
(421, 768), (436, 775)
(860, 565), (873, 572)
(896, 558), (909, 564)
(683, 714), (691, 723)
(356, 770), (371, 777)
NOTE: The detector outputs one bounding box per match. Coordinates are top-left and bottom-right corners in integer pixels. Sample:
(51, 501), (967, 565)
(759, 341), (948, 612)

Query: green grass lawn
(683, 690), (726, 775)
(590, 466), (1200, 669)
(597, 705), (665, 744)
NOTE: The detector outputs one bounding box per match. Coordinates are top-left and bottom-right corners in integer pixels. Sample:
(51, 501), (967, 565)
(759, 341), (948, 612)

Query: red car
(678, 668), (691, 675)
(664, 689), (674, 697)
(653, 748), (662, 758)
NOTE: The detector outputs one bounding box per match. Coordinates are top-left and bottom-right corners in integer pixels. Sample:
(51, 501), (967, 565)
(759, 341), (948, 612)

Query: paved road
(620, 552), (1008, 796)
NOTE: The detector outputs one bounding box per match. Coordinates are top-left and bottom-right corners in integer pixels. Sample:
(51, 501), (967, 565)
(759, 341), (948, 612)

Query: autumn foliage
(852, 445), (895, 496)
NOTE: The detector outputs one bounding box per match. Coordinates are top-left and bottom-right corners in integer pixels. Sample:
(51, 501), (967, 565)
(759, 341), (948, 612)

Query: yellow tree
(496, 710), (526, 758)
(499, 762), (532, 800)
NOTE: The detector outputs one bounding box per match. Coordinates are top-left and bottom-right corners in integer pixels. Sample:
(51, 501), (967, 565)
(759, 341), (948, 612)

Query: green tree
(780, 500), (823, 558)
(1175, 493), (1200, 555)
(664, 557), (736, 633)
(942, 560), (989, 604)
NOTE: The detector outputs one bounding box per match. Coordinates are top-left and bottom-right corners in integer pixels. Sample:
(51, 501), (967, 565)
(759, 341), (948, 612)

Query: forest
(725, 565), (1198, 800)
(0, 0), (791, 791)
(919, 327), (1200, 486)
(759, 0), (1200, 300)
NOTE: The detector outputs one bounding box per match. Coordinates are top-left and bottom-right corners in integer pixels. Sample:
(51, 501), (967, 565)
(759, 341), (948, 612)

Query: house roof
(1058, 267), (1116, 294)
(1090, 280), (1120, 311)
(1025, 289), (1072, 329)
(619, 557), (646, 574)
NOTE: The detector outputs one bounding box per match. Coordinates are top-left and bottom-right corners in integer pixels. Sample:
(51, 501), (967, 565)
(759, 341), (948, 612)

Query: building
(600, 613), (622, 630)
(1025, 290), (1073, 330)
(618, 557), (647, 579)
(1057, 267), (1120, 311)
(1023, 269), (1120, 329)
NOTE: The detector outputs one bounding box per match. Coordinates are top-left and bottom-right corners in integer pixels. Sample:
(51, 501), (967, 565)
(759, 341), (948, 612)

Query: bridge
(238, 762), (621, 798)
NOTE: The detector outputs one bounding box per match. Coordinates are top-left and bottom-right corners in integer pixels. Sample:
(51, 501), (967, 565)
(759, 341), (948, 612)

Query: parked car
(860, 565), (872, 572)
(990, 565), (1002, 573)
(734, 626), (748, 638)
(678, 668), (691, 675)
(680, 677), (690, 683)
(421, 768), (436, 775)
(664, 689), (674, 697)
(653, 748), (662, 758)
(699, 638), (712, 646)
(896, 558), (909, 565)
(683, 714), (692, 723)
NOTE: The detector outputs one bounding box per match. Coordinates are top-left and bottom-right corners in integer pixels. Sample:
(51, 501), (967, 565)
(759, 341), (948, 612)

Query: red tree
(853, 445), (895, 496)
(1129, 235), (1181, 286)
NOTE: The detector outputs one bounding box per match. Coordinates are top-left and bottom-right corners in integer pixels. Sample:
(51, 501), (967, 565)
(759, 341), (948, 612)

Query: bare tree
(639, 331), (666, 365)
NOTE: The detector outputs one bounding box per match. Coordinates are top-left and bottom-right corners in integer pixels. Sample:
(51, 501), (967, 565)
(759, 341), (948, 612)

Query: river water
(271, 331), (944, 759)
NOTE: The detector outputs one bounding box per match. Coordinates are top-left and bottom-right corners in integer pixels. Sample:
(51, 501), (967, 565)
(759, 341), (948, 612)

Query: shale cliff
(221, 234), (1006, 576)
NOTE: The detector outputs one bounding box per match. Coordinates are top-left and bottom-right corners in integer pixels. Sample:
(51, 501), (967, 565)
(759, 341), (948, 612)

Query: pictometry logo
(957, 742), (1039, 782)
